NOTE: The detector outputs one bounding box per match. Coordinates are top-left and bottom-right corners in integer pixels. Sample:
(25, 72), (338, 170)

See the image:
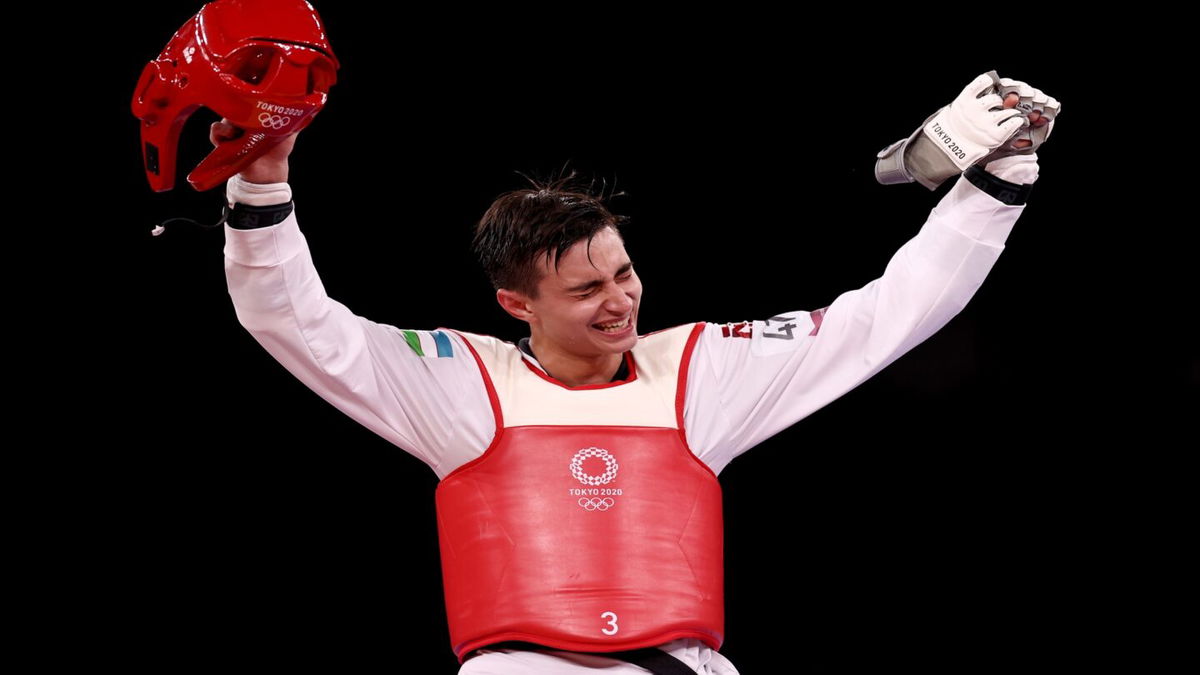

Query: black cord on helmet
(150, 203), (231, 237)
(150, 200), (294, 236)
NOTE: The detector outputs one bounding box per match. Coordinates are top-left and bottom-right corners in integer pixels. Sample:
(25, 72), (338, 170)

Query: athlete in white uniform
(222, 167), (1026, 483)
(215, 85), (1047, 674)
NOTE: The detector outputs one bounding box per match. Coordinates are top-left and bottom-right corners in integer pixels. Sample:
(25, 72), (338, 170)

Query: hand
(1006, 92), (1050, 149)
(875, 71), (1029, 191)
(874, 71), (1060, 191)
(976, 78), (1060, 167)
(931, 72), (1030, 170)
(973, 93), (1047, 185)
(209, 118), (298, 184)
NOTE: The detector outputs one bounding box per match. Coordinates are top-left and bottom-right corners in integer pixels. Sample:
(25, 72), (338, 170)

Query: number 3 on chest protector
(601, 611), (619, 635)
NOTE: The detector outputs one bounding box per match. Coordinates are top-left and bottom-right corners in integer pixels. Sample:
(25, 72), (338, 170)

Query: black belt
(476, 641), (696, 675)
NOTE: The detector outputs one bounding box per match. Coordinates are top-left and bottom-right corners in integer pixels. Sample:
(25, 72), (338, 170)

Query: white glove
(976, 78), (1060, 167)
(875, 71), (1057, 191)
(924, 71), (1029, 170)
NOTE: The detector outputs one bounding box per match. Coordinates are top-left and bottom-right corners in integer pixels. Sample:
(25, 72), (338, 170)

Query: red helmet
(132, 0), (339, 192)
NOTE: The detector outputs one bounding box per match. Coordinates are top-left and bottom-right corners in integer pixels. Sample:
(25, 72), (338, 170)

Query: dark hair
(472, 166), (630, 301)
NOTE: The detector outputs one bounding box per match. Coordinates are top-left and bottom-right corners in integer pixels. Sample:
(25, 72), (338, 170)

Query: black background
(67, 3), (1191, 672)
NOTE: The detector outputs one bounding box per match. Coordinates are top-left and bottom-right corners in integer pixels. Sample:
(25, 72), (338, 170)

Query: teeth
(595, 318), (628, 331)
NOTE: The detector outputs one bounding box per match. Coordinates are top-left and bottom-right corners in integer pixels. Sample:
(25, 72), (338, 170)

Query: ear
(496, 288), (535, 324)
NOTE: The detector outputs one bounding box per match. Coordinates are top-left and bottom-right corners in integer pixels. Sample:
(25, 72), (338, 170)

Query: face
(519, 227), (643, 360)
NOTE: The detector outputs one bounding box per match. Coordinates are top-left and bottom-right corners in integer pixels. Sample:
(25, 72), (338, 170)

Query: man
(215, 74), (1056, 674)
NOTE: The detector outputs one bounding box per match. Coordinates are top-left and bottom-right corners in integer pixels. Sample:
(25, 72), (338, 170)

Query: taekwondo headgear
(132, 0), (339, 192)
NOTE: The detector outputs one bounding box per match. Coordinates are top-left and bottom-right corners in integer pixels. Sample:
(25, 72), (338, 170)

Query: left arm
(684, 168), (1030, 475)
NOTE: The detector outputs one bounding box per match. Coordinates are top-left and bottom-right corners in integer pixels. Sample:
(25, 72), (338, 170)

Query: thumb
(209, 119), (244, 146)
(998, 112), (1028, 138)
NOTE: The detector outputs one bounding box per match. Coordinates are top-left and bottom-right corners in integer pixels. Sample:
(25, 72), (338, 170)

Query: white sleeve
(683, 175), (1026, 475)
(223, 198), (494, 479)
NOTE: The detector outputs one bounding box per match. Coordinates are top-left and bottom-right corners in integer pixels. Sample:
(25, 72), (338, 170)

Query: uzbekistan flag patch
(396, 329), (455, 358)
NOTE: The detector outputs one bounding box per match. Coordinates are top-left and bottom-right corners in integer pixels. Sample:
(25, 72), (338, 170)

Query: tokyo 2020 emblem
(570, 447), (620, 511)
(570, 447), (618, 485)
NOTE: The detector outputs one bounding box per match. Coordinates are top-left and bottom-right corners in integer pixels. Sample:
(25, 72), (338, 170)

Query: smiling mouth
(592, 317), (631, 333)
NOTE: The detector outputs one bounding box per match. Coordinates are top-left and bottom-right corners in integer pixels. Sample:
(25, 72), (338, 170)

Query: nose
(601, 282), (634, 314)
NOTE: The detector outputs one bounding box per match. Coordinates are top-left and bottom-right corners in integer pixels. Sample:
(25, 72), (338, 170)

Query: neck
(528, 337), (624, 387)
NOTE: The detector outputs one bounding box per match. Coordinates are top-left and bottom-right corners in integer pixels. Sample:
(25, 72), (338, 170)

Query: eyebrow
(564, 261), (635, 293)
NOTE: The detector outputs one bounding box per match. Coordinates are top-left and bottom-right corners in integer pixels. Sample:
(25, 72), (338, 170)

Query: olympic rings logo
(570, 447), (618, 486)
(258, 112), (292, 130)
(578, 498), (615, 511)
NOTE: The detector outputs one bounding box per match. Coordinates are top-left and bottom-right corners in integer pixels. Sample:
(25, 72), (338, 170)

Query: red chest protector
(435, 323), (723, 663)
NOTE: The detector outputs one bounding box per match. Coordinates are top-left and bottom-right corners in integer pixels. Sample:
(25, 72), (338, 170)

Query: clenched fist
(210, 118), (298, 184)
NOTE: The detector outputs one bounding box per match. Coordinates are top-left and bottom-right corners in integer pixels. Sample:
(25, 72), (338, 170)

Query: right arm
(215, 122), (494, 478)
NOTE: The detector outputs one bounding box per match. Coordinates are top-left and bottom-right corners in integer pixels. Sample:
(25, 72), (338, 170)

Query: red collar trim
(520, 350), (639, 390)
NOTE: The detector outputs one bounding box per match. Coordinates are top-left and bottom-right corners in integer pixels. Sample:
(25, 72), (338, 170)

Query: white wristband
(226, 174), (293, 208)
(983, 153), (1039, 185)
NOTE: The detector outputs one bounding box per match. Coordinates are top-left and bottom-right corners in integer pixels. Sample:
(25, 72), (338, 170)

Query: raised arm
(214, 121), (494, 478)
(684, 74), (1061, 474)
(684, 171), (1026, 474)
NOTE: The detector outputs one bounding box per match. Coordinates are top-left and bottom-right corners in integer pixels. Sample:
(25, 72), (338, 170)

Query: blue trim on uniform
(432, 331), (454, 358)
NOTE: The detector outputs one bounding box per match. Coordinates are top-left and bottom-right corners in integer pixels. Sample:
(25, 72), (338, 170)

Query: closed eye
(573, 266), (633, 297)
(575, 273), (633, 299)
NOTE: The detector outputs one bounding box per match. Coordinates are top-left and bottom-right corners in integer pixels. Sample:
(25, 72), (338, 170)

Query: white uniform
(223, 173), (1026, 673)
